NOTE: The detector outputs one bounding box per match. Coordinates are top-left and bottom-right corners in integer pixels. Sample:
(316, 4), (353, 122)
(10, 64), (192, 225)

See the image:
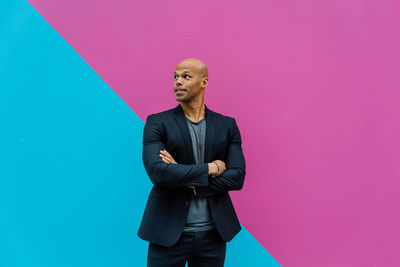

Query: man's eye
(174, 75), (178, 79)
(184, 75), (191, 79)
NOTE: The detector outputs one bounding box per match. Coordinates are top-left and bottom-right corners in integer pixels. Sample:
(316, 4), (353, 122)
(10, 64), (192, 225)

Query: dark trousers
(147, 229), (226, 267)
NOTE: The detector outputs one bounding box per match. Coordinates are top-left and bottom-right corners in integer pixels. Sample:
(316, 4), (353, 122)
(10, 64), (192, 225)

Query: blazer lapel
(173, 104), (216, 164)
(204, 105), (216, 163)
(174, 104), (195, 164)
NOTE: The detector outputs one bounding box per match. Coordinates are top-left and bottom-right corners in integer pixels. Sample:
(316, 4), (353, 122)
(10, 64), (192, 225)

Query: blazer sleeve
(142, 114), (209, 188)
(204, 118), (246, 195)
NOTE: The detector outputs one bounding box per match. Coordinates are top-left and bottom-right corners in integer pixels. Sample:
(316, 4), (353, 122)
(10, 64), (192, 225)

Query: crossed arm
(159, 150), (226, 177)
(142, 115), (245, 194)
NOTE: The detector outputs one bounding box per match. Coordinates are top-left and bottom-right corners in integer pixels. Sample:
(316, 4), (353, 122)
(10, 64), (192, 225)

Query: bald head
(173, 58), (209, 103)
(175, 58), (208, 78)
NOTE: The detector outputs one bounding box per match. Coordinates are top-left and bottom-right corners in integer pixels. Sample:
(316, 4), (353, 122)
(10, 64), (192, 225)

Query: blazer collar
(174, 104), (216, 164)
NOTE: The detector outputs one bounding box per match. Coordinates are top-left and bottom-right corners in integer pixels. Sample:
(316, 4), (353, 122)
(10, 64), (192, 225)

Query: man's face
(173, 62), (206, 103)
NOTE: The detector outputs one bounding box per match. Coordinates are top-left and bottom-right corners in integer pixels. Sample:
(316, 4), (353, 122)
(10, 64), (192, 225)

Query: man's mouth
(174, 88), (187, 92)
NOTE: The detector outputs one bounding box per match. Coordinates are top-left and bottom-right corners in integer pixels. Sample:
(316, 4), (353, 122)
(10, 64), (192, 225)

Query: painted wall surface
(1, 0), (400, 266)
(0, 0), (278, 266)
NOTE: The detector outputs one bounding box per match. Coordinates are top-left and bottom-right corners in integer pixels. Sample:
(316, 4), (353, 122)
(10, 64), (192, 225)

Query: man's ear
(201, 77), (209, 88)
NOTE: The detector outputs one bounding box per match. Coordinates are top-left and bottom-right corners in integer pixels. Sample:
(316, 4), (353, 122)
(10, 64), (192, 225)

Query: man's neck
(180, 101), (206, 123)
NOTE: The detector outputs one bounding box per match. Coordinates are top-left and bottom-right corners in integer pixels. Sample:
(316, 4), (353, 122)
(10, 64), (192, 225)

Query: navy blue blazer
(137, 104), (246, 247)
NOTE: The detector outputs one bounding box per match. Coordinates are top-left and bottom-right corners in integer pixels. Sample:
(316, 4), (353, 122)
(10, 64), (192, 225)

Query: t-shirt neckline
(185, 117), (205, 125)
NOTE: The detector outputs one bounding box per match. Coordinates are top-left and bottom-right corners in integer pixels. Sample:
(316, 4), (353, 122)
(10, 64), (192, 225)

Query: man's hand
(160, 150), (194, 189)
(159, 150), (177, 164)
(208, 160), (227, 177)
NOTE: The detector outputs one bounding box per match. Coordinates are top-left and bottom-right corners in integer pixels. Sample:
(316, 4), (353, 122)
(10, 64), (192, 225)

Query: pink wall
(28, 0), (400, 265)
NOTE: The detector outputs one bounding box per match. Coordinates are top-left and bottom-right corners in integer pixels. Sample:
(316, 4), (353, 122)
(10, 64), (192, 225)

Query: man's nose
(175, 77), (183, 86)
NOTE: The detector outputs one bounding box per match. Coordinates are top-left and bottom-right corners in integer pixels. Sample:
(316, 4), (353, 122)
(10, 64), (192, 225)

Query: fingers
(213, 160), (227, 175)
(215, 160), (226, 169)
(159, 151), (173, 163)
(218, 163), (226, 175)
(160, 155), (173, 163)
(160, 149), (172, 157)
(159, 150), (177, 164)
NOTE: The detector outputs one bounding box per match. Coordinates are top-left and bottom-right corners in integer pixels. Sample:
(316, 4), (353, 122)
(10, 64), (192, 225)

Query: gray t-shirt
(183, 117), (215, 232)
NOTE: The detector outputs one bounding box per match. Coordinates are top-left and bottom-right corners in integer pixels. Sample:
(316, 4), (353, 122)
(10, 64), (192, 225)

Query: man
(138, 58), (246, 267)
